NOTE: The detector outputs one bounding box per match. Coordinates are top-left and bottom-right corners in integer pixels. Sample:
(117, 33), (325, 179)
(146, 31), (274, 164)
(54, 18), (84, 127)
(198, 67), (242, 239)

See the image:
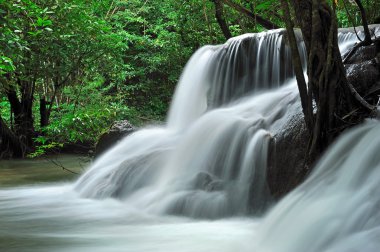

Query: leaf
(28, 30), (42, 36)
(36, 17), (52, 27)
(255, 0), (275, 11)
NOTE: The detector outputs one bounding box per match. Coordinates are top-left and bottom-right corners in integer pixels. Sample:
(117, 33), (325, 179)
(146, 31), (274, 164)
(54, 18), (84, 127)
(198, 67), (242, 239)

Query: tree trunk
(6, 84), (35, 148)
(288, 0), (356, 163)
(354, 0), (372, 44)
(212, 0), (232, 40)
(280, 0), (313, 134)
(0, 115), (27, 158)
(40, 97), (49, 127)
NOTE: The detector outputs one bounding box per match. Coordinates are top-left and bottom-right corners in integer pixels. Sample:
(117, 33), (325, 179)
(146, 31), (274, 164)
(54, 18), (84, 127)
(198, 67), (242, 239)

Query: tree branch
(212, 0), (232, 40)
(221, 0), (279, 30)
(353, 0), (372, 44)
(280, 0), (313, 134)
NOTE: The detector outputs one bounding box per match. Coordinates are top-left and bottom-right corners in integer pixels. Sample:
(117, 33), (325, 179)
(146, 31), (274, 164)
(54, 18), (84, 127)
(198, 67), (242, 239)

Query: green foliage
(27, 139), (63, 158)
(0, 96), (11, 123)
(0, 0), (369, 158)
(27, 100), (133, 157)
(0, 56), (15, 75)
(336, 0), (380, 27)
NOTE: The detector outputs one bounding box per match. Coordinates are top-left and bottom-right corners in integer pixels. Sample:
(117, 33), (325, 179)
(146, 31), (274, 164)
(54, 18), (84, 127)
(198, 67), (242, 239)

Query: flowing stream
(1, 27), (380, 252)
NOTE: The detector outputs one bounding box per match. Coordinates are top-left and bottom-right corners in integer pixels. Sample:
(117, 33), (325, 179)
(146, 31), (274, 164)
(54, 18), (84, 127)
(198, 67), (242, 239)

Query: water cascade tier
(75, 28), (310, 218)
(0, 25), (379, 252)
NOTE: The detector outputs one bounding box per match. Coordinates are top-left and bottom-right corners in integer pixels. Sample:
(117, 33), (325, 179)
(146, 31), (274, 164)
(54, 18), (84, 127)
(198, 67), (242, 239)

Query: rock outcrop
(267, 108), (309, 199)
(267, 28), (380, 199)
(95, 120), (135, 158)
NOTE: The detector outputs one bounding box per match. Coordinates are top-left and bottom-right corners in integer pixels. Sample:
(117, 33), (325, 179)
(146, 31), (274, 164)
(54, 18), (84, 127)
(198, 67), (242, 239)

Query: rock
(345, 37), (380, 103)
(345, 44), (377, 64)
(95, 120), (135, 158)
(206, 180), (224, 192)
(267, 106), (310, 199)
(61, 141), (93, 154)
(266, 38), (380, 199)
(346, 58), (380, 96)
(193, 172), (214, 190)
(192, 172), (225, 192)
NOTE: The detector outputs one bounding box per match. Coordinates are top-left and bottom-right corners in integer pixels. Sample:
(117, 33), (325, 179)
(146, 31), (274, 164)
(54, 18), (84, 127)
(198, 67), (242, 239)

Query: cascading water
(0, 26), (380, 252)
(255, 121), (380, 252)
(74, 28), (307, 218)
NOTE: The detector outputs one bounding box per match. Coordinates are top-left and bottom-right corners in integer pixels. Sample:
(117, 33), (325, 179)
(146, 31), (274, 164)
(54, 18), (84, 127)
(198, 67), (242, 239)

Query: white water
(74, 28), (309, 218)
(256, 121), (380, 252)
(1, 27), (380, 251)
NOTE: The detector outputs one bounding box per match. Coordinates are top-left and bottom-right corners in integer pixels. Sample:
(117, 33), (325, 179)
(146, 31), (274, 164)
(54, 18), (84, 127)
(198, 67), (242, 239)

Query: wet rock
(346, 58), (380, 96)
(345, 44), (377, 64)
(206, 180), (224, 192)
(193, 172), (213, 190)
(344, 36), (380, 102)
(267, 106), (309, 199)
(95, 120), (135, 158)
(193, 172), (225, 192)
(267, 37), (380, 199)
(61, 141), (93, 154)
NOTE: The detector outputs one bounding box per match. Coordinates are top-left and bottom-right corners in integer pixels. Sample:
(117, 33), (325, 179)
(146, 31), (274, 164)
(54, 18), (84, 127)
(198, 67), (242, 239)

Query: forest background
(0, 0), (379, 158)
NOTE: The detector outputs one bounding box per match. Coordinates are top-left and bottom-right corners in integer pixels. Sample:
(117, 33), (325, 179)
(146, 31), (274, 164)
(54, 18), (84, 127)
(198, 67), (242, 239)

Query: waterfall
(1, 26), (380, 252)
(74, 28), (308, 218)
(167, 29), (306, 130)
(74, 26), (378, 219)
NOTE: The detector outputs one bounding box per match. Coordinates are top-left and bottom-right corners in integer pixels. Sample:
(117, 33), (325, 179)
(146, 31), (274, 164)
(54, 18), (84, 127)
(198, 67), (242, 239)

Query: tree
(0, 0), (126, 157)
(0, 114), (27, 158)
(281, 0), (375, 164)
(212, 0), (232, 40)
(220, 0), (279, 30)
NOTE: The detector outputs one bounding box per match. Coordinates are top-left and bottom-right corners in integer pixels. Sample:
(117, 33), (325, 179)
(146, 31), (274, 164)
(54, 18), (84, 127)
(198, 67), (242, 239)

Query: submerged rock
(192, 172), (224, 192)
(95, 120), (135, 158)
(193, 172), (213, 190)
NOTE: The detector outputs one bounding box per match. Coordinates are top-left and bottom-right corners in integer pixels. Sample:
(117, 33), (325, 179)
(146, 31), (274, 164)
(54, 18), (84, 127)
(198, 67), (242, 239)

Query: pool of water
(0, 155), (90, 187)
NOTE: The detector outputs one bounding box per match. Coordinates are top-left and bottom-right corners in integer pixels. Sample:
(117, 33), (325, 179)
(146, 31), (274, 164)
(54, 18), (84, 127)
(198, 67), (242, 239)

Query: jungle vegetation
(0, 0), (379, 158)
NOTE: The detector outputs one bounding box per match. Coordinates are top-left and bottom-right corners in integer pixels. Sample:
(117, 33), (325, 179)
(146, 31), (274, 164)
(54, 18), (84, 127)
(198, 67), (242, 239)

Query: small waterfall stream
(0, 26), (379, 252)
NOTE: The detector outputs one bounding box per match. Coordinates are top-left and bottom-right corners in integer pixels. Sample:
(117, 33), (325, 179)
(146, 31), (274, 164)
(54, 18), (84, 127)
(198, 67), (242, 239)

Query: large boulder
(345, 38), (380, 98)
(344, 43), (378, 64)
(346, 58), (380, 96)
(95, 120), (135, 158)
(267, 106), (309, 199)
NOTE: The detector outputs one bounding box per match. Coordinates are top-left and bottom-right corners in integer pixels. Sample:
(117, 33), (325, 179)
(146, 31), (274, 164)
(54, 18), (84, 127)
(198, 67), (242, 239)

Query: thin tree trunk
(280, 0), (313, 134)
(353, 0), (372, 44)
(40, 97), (49, 127)
(212, 0), (232, 40)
